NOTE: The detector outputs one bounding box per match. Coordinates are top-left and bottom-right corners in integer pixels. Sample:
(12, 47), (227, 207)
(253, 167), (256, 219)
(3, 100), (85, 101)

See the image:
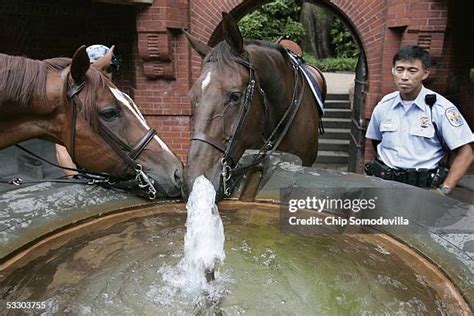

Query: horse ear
(222, 12), (243, 55)
(92, 45), (114, 73)
(70, 45), (90, 84)
(182, 29), (211, 58)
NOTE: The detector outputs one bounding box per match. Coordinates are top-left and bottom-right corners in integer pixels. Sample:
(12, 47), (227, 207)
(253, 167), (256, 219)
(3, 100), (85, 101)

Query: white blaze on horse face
(201, 71), (212, 95)
(108, 87), (172, 154)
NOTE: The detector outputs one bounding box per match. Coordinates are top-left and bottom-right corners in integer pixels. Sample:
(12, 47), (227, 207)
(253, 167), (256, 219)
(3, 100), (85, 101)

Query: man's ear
(182, 29), (211, 58)
(422, 68), (430, 81)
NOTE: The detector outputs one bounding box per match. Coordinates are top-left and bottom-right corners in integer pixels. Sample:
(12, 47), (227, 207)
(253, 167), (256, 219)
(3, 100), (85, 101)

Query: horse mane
(204, 39), (287, 66)
(0, 53), (49, 108)
(0, 53), (107, 130)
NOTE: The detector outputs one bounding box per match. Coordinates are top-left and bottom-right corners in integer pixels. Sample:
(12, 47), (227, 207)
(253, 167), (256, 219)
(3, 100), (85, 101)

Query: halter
(191, 51), (306, 196)
(65, 74), (159, 199)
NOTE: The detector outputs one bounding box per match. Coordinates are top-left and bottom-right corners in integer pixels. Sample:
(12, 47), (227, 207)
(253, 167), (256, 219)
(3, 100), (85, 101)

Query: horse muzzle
(148, 166), (183, 198)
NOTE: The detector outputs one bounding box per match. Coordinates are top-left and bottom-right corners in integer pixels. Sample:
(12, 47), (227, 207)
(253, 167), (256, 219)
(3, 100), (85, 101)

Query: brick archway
(189, 0), (392, 166)
(186, 0), (465, 166)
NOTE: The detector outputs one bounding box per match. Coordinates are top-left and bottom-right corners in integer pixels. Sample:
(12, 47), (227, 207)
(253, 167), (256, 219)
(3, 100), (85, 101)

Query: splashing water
(182, 175), (225, 288)
(157, 175), (226, 305)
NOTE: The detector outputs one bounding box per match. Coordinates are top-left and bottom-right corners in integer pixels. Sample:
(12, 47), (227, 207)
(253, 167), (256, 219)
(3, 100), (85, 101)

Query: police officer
(86, 44), (120, 79)
(365, 46), (473, 195)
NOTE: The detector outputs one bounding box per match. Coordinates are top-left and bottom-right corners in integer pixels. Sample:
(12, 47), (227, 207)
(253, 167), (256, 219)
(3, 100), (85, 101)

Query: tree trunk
(300, 3), (334, 59)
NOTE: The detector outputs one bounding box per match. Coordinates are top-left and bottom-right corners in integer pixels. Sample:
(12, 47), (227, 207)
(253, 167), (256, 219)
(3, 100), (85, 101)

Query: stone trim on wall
(138, 30), (176, 80)
(93, 0), (154, 5)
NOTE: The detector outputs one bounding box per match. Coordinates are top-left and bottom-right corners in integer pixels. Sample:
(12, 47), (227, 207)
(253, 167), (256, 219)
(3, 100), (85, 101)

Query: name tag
(380, 119), (398, 132)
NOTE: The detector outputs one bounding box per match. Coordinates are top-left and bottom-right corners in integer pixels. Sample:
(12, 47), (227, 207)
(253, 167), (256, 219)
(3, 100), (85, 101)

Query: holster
(364, 158), (448, 188)
(431, 166), (449, 187)
(364, 159), (391, 178)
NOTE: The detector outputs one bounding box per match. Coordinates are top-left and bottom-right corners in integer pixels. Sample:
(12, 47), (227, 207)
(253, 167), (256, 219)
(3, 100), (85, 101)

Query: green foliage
(238, 0), (360, 66)
(470, 69), (474, 82)
(239, 0), (305, 43)
(330, 19), (359, 58)
(304, 54), (357, 72)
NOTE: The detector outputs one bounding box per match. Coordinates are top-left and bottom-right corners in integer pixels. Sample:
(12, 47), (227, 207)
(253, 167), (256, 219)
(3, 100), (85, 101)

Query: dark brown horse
(0, 46), (183, 198)
(183, 13), (326, 200)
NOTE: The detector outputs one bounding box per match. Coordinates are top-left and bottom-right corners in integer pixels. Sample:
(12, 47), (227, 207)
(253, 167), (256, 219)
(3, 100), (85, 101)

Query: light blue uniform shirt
(366, 86), (473, 169)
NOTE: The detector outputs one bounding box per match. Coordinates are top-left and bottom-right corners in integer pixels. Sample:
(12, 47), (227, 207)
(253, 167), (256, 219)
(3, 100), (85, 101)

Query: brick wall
(134, 0), (191, 162)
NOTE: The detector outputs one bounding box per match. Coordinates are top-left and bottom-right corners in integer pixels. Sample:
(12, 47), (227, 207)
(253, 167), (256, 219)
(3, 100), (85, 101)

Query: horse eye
(229, 92), (241, 103)
(100, 108), (120, 121)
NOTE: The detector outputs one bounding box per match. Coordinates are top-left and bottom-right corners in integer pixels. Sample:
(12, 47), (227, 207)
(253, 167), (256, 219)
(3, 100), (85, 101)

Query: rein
(64, 74), (160, 199)
(191, 51), (306, 196)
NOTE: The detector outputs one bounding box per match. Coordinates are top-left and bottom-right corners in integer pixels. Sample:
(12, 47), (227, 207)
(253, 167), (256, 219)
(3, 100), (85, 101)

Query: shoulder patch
(445, 107), (463, 127)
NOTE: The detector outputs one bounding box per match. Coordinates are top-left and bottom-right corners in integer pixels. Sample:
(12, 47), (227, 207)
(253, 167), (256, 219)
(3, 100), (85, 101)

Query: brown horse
(0, 46), (183, 198)
(183, 13), (326, 200)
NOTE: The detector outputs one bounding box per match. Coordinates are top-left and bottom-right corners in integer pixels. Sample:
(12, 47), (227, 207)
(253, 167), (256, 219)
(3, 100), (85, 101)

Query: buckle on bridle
(9, 178), (23, 185)
(135, 164), (157, 200)
(221, 158), (232, 196)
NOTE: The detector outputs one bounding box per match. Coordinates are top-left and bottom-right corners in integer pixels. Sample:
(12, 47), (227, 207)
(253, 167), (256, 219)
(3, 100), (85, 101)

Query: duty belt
(364, 159), (448, 188)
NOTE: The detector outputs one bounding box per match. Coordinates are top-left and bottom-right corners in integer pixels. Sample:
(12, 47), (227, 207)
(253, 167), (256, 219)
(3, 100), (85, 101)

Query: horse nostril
(174, 168), (183, 187)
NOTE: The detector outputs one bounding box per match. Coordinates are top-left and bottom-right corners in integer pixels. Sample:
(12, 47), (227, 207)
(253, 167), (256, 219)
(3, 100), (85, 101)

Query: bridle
(191, 50), (307, 196)
(65, 73), (160, 199)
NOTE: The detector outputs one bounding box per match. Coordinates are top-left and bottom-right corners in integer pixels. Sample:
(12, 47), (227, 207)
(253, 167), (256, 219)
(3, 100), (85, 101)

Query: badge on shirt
(381, 119), (396, 130)
(445, 107), (463, 127)
(419, 116), (430, 128)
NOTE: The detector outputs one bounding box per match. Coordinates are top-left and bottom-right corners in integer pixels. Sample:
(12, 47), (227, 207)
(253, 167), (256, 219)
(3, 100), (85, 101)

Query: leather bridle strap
(231, 66), (305, 175)
(222, 59), (257, 166)
(190, 52), (308, 196)
(191, 132), (227, 154)
(66, 80), (85, 163)
(66, 74), (158, 176)
(97, 123), (158, 178)
(130, 128), (157, 160)
(65, 75), (162, 199)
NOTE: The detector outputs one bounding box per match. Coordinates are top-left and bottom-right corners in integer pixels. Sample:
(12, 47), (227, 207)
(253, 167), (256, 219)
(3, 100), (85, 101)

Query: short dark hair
(392, 46), (431, 69)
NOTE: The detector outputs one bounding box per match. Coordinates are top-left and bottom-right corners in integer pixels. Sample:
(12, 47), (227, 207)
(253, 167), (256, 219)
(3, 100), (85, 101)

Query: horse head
(182, 13), (273, 200)
(59, 46), (183, 198)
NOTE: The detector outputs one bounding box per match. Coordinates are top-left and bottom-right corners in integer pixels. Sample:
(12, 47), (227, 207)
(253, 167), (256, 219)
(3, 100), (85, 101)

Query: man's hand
(443, 144), (472, 189)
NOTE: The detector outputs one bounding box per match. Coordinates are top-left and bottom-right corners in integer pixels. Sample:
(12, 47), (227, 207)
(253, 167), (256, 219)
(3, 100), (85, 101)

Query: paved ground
(323, 72), (355, 94)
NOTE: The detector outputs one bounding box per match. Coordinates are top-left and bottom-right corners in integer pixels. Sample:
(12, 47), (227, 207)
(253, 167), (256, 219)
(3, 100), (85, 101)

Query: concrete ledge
(0, 183), (156, 261)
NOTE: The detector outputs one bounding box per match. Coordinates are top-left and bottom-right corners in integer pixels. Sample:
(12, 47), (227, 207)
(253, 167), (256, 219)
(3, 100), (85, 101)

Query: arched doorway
(205, 0), (369, 173)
